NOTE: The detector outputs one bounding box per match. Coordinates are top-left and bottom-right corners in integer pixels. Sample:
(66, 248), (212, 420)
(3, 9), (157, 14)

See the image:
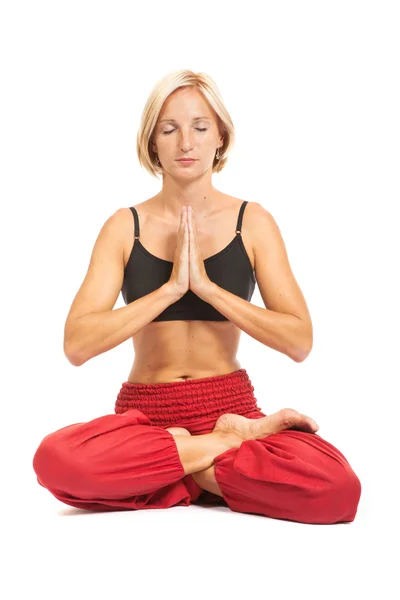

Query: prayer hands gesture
(169, 205), (213, 298)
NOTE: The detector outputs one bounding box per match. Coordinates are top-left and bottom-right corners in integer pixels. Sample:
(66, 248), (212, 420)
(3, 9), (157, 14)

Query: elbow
(68, 355), (84, 367)
(290, 325), (313, 363)
(292, 338), (313, 363)
(292, 348), (312, 363)
(63, 341), (85, 367)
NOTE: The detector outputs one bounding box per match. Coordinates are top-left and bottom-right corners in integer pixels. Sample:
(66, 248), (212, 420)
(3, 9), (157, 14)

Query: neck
(156, 176), (220, 219)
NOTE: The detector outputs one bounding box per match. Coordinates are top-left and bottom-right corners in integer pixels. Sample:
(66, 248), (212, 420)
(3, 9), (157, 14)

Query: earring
(155, 153), (160, 166)
(216, 148), (220, 160)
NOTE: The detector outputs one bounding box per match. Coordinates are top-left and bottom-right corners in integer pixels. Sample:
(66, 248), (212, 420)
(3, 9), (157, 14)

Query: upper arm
(63, 208), (127, 349)
(251, 203), (312, 329)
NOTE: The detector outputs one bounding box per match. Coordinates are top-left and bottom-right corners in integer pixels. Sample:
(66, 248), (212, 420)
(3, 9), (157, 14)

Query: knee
(33, 432), (86, 494)
(323, 466), (362, 523)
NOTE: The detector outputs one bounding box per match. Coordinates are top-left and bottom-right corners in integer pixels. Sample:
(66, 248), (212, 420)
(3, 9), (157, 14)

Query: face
(151, 87), (224, 177)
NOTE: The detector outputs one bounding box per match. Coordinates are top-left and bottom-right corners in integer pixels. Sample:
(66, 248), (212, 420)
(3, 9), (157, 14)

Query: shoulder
(116, 199), (154, 222)
(244, 200), (272, 219)
(244, 201), (279, 235)
(114, 201), (149, 228)
(99, 208), (139, 251)
(104, 207), (134, 234)
(236, 200), (277, 235)
(242, 202), (288, 266)
(112, 203), (153, 265)
(228, 197), (268, 217)
(223, 195), (272, 236)
(224, 195), (261, 219)
(92, 209), (133, 260)
(115, 202), (143, 219)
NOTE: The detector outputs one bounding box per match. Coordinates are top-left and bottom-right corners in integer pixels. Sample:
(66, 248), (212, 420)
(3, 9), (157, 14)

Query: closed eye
(162, 128), (208, 135)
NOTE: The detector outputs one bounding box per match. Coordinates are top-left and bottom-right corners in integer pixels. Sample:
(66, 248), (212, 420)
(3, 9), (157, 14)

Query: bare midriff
(123, 192), (255, 385)
(128, 320), (242, 383)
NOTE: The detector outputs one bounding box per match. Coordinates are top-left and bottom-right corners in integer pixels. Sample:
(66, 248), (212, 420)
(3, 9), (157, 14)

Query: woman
(33, 70), (361, 523)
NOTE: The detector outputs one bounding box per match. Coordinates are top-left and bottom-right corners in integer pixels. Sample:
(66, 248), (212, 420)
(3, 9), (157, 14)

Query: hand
(168, 206), (190, 297)
(187, 205), (214, 297)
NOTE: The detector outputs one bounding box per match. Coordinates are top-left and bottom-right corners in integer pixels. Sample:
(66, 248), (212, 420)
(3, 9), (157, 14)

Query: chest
(123, 201), (255, 271)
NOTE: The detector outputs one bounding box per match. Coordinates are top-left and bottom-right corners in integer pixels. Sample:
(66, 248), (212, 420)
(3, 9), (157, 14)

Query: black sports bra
(121, 200), (256, 322)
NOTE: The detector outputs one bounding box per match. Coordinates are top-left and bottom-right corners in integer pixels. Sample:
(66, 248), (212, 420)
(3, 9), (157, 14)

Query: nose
(179, 128), (195, 152)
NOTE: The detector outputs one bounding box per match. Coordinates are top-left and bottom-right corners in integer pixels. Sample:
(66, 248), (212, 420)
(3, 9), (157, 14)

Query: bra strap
(129, 207), (140, 240)
(235, 200), (248, 235)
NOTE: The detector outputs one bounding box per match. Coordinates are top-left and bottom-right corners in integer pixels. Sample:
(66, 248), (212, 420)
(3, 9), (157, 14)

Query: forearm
(197, 282), (312, 362)
(64, 283), (182, 366)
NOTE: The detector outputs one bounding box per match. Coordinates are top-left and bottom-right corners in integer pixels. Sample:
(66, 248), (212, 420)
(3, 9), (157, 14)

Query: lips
(177, 158), (197, 162)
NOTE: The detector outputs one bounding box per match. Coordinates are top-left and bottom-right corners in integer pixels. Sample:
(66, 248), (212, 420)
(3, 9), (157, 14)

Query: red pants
(33, 368), (361, 523)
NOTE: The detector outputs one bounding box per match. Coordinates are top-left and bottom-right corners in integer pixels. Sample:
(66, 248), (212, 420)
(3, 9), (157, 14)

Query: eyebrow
(158, 117), (212, 124)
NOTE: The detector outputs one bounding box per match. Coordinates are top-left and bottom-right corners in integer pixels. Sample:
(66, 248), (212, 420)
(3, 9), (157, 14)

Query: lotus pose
(33, 69), (361, 524)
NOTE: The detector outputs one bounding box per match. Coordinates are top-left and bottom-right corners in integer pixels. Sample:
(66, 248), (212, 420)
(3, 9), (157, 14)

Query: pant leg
(213, 411), (362, 524)
(32, 409), (200, 511)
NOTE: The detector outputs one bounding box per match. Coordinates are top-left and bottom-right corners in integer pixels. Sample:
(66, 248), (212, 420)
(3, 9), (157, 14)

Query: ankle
(172, 430), (237, 476)
(215, 431), (244, 450)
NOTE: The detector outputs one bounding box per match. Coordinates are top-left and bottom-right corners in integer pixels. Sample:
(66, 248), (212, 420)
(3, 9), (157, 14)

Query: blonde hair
(136, 69), (235, 178)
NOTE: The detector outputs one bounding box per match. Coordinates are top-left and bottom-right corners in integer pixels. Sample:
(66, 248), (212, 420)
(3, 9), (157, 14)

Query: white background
(1, 1), (399, 598)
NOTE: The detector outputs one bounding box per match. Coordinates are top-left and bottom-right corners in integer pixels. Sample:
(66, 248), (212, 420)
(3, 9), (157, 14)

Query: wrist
(163, 282), (187, 302)
(192, 280), (216, 301)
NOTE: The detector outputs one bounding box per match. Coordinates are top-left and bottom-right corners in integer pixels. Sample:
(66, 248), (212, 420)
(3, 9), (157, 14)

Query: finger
(179, 207), (186, 242)
(187, 210), (195, 237)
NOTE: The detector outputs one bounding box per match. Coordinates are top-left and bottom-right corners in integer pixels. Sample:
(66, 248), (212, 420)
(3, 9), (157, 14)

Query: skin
(124, 86), (253, 384)
(122, 86), (318, 496)
(166, 409), (319, 497)
(61, 86), (318, 498)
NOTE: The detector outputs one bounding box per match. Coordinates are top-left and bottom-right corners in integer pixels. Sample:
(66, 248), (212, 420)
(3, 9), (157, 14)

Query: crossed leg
(166, 409), (320, 499)
(165, 426), (223, 496)
(33, 409), (360, 522)
(192, 465), (222, 496)
(167, 411), (362, 524)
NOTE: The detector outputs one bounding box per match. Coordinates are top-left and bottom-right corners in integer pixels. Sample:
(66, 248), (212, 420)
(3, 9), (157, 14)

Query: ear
(218, 125), (225, 147)
(150, 135), (157, 153)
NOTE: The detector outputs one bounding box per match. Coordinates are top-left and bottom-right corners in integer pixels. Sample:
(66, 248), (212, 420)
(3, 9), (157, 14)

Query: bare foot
(213, 409), (319, 442)
(212, 413), (255, 443)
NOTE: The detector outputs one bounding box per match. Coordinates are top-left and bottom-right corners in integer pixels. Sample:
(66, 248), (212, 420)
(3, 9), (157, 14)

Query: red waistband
(114, 368), (261, 426)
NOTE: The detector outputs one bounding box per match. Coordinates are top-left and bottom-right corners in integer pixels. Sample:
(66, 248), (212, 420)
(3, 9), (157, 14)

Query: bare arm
(63, 209), (182, 366)
(65, 283), (181, 366)
(195, 204), (313, 362)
